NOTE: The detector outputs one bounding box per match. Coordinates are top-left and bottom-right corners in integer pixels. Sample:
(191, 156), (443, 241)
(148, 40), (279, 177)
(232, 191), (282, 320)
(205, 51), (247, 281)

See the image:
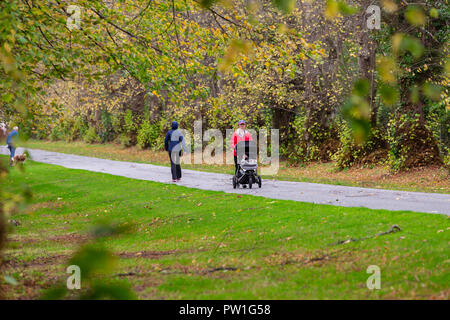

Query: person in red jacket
(231, 120), (253, 174)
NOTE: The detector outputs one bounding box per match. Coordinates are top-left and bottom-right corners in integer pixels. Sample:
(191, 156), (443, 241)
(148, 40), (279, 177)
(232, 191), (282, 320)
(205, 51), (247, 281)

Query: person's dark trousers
(8, 144), (15, 158)
(169, 151), (182, 180)
(8, 144), (15, 166)
(234, 155), (238, 175)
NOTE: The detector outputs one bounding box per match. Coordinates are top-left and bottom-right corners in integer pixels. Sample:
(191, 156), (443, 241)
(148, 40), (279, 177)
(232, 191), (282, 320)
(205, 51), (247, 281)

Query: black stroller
(232, 140), (262, 189)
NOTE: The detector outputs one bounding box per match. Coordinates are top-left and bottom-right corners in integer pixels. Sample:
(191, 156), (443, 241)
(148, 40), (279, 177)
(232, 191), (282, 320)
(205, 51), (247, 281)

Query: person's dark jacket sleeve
(164, 131), (171, 151)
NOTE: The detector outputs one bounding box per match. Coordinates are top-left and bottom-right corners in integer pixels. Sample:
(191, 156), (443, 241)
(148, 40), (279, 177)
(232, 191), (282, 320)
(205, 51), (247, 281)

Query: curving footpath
(1, 147), (449, 215)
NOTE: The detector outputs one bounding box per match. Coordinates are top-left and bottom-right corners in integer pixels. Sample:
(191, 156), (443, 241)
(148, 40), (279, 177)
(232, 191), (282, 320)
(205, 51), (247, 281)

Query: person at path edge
(165, 121), (187, 182)
(7, 126), (19, 167)
(231, 120), (253, 175)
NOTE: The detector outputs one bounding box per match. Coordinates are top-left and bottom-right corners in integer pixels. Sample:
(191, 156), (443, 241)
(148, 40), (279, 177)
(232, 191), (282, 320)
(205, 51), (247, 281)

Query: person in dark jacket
(6, 126), (19, 167)
(164, 121), (187, 182)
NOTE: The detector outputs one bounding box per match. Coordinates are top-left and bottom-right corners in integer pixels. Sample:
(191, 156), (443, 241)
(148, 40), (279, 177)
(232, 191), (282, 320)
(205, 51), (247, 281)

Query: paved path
(2, 147), (449, 215)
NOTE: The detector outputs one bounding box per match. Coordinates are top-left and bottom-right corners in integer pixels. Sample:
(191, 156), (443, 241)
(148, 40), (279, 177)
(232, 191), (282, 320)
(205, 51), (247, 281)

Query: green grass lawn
(2, 158), (449, 299)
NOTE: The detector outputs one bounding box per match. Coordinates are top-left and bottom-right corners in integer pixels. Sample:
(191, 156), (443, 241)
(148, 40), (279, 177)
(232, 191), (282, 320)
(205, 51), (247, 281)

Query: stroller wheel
(232, 176), (237, 189)
(248, 176), (253, 189)
(258, 176), (262, 188)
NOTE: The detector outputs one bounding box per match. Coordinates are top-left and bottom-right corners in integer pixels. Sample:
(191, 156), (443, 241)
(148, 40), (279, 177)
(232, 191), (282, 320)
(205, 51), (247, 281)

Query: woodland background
(0, 0), (448, 171)
(0, 0), (449, 299)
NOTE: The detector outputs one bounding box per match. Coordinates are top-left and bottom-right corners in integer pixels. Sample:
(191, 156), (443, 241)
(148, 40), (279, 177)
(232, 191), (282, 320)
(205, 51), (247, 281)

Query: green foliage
(70, 245), (117, 279)
(379, 84), (399, 106)
(119, 133), (133, 148)
(426, 101), (449, 158)
(137, 120), (163, 150)
(342, 79), (372, 144)
(325, 0), (359, 19)
(281, 115), (307, 164)
(123, 110), (137, 135)
(444, 154), (450, 167)
(272, 0), (296, 14)
(404, 5), (426, 26)
(98, 110), (115, 143)
(50, 126), (64, 141)
(2, 0), (447, 173)
(35, 127), (49, 140)
(118, 109), (138, 147)
(373, 0), (449, 169)
(333, 124), (388, 169)
(0, 156), (32, 297)
(69, 116), (89, 141)
(41, 221), (136, 300)
(387, 114), (442, 171)
(83, 127), (100, 144)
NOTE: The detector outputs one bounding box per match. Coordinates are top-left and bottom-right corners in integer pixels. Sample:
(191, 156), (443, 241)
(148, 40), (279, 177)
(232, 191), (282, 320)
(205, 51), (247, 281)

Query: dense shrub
(444, 154), (450, 167)
(123, 109), (137, 135)
(137, 121), (155, 149)
(50, 126), (64, 141)
(387, 114), (442, 171)
(137, 120), (163, 150)
(333, 124), (388, 169)
(36, 127), (49, 140)
(98, 110), (116, 143)
(426, 101), (449, 159)
(282, 114), (340, 164)
(83, 127), (100, 144)
(69, 116), (89, 141)
(119, 133), (133, 147)
(120, 109), (138, 147)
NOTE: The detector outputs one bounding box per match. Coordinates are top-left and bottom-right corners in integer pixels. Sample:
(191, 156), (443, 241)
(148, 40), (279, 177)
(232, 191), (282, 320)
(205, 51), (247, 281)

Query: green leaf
(337, 1), (358, 15)
(405, 6), (426, 26)
(324, 0), (339, 19)
(272, 0), (296, 14)
(410, 86), (419, 104)
(379, 83), (399, 105)
(342, 81), (372, 144)
(325, 0), (358, 18)
(198, 0), (217, 8)
(422, 83), (442, 101)
(401, 35), (424, 59)
(429, 8), (439, 18)
(2, 93), (13, 103)
(353, 79), (370, 97)
(41, 285), (67, 300)
(377, 55), (396, 83)
(69, 245), (117, 279)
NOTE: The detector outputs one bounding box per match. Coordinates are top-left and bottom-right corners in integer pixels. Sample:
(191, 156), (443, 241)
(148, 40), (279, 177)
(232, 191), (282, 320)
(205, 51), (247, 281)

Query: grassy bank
(2, 158), (449, 299)
(20, 139), (450, 194)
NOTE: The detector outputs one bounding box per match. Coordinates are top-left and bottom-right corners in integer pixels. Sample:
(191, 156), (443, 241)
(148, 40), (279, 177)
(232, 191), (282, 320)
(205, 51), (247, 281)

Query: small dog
(13, 154), (27, 164)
